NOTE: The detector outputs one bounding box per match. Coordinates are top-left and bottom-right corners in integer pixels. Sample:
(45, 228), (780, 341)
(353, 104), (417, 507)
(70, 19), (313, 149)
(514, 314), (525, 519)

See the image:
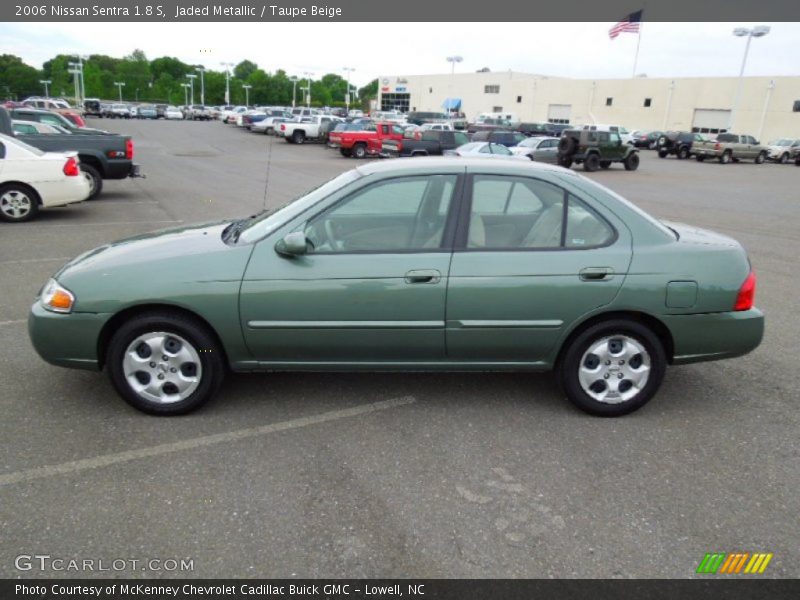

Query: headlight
(40, 279), (76, 313)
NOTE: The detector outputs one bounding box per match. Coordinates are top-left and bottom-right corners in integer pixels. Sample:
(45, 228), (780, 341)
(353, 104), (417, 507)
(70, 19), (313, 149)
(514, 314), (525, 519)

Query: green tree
(0, 54), (42, 99)
(234, 60), (258, 81)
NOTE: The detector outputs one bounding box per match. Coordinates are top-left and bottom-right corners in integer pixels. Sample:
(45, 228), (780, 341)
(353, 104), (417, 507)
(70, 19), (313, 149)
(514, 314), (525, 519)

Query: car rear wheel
(558, 319), (666, 417)
(657, 149), (668, 158)
(755, 151), (766, 164)
(695, 155), (706, 162)
(719, 151), (732, 164)
(583, 153), (600, 172)
(779, 152), (789, 164)
(352, 143), (368, 159)
(79, 164), (103, 200)
(292, 130), (306, 144)
(557, 156), (573, 168)
(623, 153), (640, 171)
(677, 146), (690, 160)
(0, 184), (40, 223)
(599, 160), (611, 169)
(107, 311), (225, 415)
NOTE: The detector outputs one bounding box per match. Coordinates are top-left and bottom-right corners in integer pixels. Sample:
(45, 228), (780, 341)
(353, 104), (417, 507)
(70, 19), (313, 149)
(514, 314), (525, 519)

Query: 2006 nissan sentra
(28, 158), (763, 416)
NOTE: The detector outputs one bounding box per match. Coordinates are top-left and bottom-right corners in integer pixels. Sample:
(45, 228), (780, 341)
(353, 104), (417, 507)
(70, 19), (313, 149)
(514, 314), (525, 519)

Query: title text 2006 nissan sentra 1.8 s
(28, 158), (763, 416)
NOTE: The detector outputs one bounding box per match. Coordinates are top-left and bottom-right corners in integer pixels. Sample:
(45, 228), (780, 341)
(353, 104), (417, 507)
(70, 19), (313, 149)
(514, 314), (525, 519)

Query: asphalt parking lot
(1, 119), (798, 579)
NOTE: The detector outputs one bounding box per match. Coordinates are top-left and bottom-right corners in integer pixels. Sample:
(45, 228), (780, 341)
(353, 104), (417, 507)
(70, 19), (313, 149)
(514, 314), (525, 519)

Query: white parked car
(220, 106), (248, 124)
(445, 142), (529, 160)
(251, 116), (290, 135)
(0, 133), (90, 222)
(164, 106), (183, 120)
(420, 122), (454, 132)
(765, 138), (800, 163)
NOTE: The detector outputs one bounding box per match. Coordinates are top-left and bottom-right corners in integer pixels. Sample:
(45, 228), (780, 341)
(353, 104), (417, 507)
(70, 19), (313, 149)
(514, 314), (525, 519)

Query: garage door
(692, 109), (731, 134)
(547, 104), (572, 124)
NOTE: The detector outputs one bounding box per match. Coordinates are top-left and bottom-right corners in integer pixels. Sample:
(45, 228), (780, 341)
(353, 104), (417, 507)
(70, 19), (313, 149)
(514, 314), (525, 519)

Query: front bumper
(662, 308), (764, 365)
(28, 301), (111, 371)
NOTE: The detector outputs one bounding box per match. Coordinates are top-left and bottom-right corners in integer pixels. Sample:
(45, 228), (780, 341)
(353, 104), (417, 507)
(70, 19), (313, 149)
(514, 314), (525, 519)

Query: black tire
(557, 156), (573, 168)
(623, 152), (640, 171)
(558, 319), (666, 417)
(583, 153), (600, 172)
(106, 311), (225, 415)
(0, 183), (40, 223)
(558, 136), (576, 155)
(755, 151), (766, 165)
(340, 148), (352, 157)
(599, 160), (611, 169)
(677, 146), (690, 160)
(779, 152), (789, 164)
(657, 149), (668, 158)
(719, 151), (732, 164)
(695, 155), (706, 162)
(352, 143), (368, 159)
(292, 130), (306, 144)
(795, 156), (800, 166)
(79, 163), (103, 200)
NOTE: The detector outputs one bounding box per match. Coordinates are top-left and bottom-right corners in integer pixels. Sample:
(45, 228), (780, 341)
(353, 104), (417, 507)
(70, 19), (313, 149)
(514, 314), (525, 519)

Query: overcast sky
(2, 22), (798, 85)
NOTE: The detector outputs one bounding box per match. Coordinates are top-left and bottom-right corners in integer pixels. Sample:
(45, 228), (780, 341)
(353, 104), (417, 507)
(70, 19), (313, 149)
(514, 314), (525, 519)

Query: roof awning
(442, 98), (462, 110)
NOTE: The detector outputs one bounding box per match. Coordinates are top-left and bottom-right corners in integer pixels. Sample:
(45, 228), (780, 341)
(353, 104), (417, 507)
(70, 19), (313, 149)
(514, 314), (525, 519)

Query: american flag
(609, 10), (643, 39)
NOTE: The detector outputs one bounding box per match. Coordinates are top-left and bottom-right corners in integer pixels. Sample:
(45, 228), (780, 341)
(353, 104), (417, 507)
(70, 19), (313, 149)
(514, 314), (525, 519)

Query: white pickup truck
(279, 115), (342, 144)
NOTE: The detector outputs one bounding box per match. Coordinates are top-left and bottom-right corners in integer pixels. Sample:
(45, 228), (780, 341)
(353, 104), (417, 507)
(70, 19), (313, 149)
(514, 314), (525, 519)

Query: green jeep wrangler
(557, 128), (640, 172)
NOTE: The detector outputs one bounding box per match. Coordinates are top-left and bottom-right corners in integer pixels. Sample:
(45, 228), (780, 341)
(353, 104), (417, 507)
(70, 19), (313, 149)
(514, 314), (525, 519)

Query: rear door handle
(579, 267), (613, 281)
(405, 269), (441, 284)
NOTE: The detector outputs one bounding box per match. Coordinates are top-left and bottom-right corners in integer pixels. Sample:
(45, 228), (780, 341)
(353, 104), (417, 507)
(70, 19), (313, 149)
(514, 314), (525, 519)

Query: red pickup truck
(329, 121), (406, 158)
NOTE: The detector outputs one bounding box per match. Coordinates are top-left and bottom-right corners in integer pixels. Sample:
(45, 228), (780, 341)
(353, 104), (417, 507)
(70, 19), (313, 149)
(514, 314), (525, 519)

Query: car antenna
(261, 120), (274, 212)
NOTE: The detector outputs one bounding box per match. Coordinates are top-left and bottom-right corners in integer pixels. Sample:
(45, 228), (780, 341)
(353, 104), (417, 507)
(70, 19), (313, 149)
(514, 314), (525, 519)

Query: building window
(485, 85), (500, 94)
(429, 87), (433, 94)
(793, 100), (800, 112)
(692, 127), (728, 134)
(492, 106), (503, 112)
(548, 118), (569, 124)
(644, 98), (652, 107)
(517, 96), (522, 103)
(605, 97), (613, 106)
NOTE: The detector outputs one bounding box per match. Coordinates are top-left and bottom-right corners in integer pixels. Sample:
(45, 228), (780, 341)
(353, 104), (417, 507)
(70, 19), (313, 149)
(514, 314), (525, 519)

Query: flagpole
(632, 20), (643, 77)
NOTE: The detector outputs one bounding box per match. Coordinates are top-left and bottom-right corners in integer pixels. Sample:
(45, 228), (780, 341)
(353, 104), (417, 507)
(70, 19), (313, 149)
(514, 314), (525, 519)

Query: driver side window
(304, 175), (457, 253)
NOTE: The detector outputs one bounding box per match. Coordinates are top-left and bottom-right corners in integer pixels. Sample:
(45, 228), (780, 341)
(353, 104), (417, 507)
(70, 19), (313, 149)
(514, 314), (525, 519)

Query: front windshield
(238, 169), (363, 243)
(769, 139), (791, 146)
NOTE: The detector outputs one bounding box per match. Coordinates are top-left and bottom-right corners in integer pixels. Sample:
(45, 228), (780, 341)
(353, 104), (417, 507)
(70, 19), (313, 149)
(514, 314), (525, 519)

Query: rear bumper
(693, 149), (721, 158)
(104, 162), (144, 180)
(662, 308), (764, 365)
(28, 301), (110, 371)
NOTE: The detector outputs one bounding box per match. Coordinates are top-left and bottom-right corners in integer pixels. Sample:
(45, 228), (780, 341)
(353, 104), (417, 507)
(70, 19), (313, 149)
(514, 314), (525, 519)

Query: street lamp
(730, 25), (771, 131)
(196, 66), (206, 105)
(72, 54), (88, 101)
(113, 81), (126, 101)
(343, 67), (355, 114)
(180, 83), (190, 106)
(446, 56), (463, 115)
(220, 62), (234, 105)
(303, 71), (314, 108)
(242, 84), (252, 107)
(68, 62), (82, 104)
(186, 73), (197, 105)
(289, 76), (298, 108)
(39, 79), (52, 97)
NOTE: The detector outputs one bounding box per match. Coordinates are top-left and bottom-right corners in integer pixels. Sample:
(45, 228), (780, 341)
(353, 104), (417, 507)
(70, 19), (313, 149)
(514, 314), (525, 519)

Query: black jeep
(655, 131), (708, 159)
(557, 128), (639, 172)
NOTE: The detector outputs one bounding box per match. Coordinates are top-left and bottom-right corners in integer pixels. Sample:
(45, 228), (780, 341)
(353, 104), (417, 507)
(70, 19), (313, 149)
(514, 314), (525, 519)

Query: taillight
(734, 271), (756, 311)
(125, 139), (133, 160)
(714, 142), (721, 150)
(280, 124), (286, 131)
(63, 157), (80, 177)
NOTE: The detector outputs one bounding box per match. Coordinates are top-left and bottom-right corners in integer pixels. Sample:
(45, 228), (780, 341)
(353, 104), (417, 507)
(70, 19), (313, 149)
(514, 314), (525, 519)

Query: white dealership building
(377, 70), (800, 141)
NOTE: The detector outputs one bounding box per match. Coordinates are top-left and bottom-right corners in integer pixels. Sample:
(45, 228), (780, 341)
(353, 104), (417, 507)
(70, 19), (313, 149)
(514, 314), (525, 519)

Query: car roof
(354, 156), (572, 177)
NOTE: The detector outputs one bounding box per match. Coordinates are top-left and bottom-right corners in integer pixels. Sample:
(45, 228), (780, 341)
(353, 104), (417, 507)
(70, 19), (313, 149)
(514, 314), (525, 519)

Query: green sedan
(28, 158), (764, 416)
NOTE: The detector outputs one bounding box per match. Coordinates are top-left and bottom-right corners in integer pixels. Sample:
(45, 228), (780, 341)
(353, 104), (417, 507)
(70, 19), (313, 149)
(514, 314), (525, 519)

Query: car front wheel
(755, 151), (766, 164)
(583, 154), (600, 172)
(0, 184), (40, 223)
(623, 153), (640, 171)
(107, 311), (225, 415)
(559, 319), (666, 417)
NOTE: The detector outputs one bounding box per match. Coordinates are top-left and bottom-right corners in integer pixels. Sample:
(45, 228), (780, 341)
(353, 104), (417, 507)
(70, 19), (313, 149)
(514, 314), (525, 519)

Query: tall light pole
(446, 56), (463, 115)
(68, 62), (81, 104)
(40, 79), (52, 97)
(242, 84), (252, 107)
(730, 25), (771, 132)
(220, 62), (234, 105)
(196, 66), (206, 105)
(289, 76), (298, 108)
(185, 73), (197, 105)
(181, 83), (190, 106)
(113, 81), (126, 101)
(73, 54), (88, 101)
(303, 71), (314, 108)
(343, 67), (355, 114)
(757, 80), (775, 141)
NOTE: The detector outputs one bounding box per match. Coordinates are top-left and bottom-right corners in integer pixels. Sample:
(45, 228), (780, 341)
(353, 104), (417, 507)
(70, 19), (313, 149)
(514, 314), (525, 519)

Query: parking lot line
(9, 219), (183, 229)
(0, 319), (26, 327)
(0, 395), (416, 487)
(0, 257), (69, 265)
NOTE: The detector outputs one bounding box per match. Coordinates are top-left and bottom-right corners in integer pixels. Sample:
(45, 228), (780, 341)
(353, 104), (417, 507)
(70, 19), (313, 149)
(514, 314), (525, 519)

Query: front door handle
(405, 269), (441, 284)
(579, 267), (613, 281)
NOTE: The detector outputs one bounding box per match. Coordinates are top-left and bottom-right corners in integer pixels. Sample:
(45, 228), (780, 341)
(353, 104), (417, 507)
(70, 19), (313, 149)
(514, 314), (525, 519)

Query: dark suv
(656, 131), (707, 159)
(471, 130), (527, 147)
(557, 128), (639, 171)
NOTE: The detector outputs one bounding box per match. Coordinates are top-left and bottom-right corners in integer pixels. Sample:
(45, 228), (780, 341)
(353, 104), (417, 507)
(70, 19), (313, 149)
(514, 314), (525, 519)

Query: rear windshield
(716, 134), (737, 143)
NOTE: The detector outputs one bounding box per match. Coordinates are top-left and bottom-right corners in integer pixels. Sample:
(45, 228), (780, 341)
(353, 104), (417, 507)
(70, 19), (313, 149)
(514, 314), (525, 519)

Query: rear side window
(565, 197), (615, 248)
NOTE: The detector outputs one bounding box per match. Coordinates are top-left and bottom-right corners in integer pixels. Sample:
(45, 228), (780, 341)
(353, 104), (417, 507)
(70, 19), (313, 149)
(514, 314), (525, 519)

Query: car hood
(52, 220), (258, 314)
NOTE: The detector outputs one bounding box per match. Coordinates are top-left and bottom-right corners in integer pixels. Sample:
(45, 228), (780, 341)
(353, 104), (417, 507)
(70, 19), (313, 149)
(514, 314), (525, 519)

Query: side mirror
(275, 231), (309, 257)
